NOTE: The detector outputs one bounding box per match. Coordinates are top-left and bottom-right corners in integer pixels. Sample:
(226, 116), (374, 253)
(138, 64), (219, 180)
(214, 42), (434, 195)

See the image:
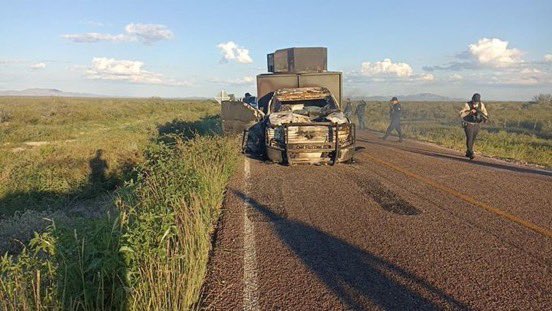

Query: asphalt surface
(202, 130), (552, 310)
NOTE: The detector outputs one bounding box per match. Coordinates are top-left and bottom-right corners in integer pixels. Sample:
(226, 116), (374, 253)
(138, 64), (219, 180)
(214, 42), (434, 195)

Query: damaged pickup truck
(221, 47), (356, 165)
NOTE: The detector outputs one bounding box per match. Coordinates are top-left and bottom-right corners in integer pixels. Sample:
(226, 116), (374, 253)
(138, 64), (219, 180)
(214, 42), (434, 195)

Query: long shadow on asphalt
(232, 190), (468, 310)
(357, 138), (552, 177)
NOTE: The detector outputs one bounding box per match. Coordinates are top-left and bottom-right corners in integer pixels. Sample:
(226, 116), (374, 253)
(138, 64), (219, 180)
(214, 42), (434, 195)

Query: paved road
(203, 130), (552, 310)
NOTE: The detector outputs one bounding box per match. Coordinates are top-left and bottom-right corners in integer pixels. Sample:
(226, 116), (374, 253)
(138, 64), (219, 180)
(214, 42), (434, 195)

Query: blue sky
(1, 0), (551, 100)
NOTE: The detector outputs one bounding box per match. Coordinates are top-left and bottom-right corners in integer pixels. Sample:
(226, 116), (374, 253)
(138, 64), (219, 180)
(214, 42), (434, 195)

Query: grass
(352, 100), (552, 168)
(117, 135), (238, 310)
(0, 97), (220, 218)
(0, 97), (240, 310)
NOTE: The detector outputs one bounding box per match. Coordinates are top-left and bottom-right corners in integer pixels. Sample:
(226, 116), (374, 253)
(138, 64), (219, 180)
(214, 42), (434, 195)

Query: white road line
(243, 157), (259, 311)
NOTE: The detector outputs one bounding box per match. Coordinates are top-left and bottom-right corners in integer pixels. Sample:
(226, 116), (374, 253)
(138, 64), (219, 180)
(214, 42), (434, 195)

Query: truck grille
(268, 123), (353, 148)
(286, 125), (329, 143)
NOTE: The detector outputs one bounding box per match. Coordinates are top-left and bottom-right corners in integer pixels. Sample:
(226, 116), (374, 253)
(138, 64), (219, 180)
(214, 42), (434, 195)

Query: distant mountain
(355, 93), (463, 102)
(0, 88), (103, 97)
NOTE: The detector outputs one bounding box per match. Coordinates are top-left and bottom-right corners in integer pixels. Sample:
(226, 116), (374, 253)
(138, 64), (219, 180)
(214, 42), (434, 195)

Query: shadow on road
(232, 190), (468, 310)
(357, 138), (552, 177)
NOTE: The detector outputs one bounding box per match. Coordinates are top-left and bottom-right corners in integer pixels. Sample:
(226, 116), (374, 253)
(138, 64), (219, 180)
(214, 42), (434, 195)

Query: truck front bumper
(265, 122), (356, 165)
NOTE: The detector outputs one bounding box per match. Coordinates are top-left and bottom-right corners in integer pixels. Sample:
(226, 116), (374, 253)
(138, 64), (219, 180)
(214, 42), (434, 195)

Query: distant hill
(0, 88), (103, 98)
(354, 93), (464, 102)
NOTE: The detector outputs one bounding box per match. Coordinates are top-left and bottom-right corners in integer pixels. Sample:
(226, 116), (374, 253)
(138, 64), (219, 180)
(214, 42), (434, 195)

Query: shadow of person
(232, 189), (469, 310)
(89, 149), (109, 188)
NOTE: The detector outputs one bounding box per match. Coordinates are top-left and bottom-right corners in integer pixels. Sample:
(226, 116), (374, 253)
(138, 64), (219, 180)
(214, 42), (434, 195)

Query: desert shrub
(532, 93), (552, 106)
(0, 109), (12, 123)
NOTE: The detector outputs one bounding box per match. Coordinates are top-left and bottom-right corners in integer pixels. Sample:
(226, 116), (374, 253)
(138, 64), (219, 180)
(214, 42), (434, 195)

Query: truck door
(221, 101), (264, 135)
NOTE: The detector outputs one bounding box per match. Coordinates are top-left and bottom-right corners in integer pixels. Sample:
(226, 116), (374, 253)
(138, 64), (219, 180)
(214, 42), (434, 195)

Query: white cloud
(418, 73), (434, 81)
(520, 68), (541, 74)
(361, 58), (413, 77)
(124, 23), (173, 44)
(489, 74), (539, 86)
(63, 23), (173, 44)
(217, 41), (253, 64)
(468, 38), (523, 68)
(545, 54), (552, 62)
(449, 73), (463, 81)
(62, 33), (130, 43)
(30, 63), (46, 70)
(85, 57), (189, 86)
(466, 66), (551, 86)
(357, 58), (434, 83)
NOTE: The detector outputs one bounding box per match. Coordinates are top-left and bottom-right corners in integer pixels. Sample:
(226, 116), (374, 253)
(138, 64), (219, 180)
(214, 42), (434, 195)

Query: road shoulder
(201, 159), (246, 310)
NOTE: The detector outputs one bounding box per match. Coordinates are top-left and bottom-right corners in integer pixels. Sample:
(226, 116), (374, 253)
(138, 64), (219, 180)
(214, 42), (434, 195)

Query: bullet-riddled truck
(221, 47), (356, 165)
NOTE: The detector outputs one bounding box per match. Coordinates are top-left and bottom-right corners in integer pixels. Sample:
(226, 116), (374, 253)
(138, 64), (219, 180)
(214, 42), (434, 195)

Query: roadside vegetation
(0, 97), (239, 310)
(354, 95), (552, 168)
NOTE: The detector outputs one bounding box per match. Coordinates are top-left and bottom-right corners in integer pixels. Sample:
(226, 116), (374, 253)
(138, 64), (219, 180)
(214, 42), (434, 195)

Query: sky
(0, 0), (551, 100)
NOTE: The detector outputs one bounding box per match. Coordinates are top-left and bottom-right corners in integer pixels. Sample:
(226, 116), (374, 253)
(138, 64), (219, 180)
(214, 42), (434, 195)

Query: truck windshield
(272, 97), (337, 112)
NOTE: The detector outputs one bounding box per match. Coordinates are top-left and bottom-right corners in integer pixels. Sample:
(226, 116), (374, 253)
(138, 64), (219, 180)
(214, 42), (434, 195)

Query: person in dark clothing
(355, 100), (367, 129)
(459, 93), (489, 159)
(382, 97), (403, 141)
(243, 92), (257, 108)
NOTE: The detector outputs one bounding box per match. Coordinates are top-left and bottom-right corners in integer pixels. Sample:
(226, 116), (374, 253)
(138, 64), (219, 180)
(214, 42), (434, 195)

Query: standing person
(344, 97), (354, 120)
(459, 93), (489, 159)
(382, 97), (403, 142)
(355, 100), (367, 130)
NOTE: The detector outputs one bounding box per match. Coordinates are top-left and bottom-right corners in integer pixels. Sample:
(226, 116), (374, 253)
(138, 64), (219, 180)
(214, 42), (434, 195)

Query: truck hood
(268, 110), (348, 126)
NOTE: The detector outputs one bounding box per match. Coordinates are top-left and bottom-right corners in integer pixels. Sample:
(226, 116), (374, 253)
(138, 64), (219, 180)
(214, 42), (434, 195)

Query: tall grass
(118, 136), (238, 309)
(1, 135), (239, 310)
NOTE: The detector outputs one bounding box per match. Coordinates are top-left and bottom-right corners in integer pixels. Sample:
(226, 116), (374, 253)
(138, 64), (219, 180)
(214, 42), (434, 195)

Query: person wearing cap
(459, 93), (489, 159)
(382, 97), (403, 142)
